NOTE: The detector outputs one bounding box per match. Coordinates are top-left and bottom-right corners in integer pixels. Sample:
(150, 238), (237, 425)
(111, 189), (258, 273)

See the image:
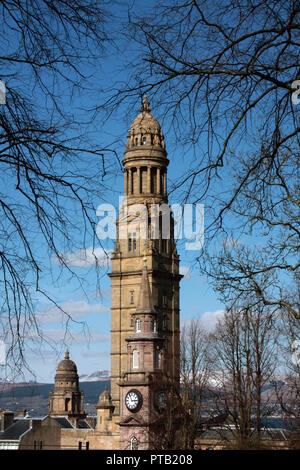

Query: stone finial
(65, 349), (70, 360)
(141, 94), (151, 113)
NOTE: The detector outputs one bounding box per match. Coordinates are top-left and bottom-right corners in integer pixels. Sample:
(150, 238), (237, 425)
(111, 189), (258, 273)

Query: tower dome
(54, 350), (79, 391)
(56, 350), (77, 373)
(125, 95), (166, 154)
(49, 350), (86, 418)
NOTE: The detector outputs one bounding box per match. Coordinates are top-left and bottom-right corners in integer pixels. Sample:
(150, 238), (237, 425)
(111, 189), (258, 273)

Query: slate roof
(0, 415), (91, 441)
(77, 419), (91, 429)
(0, 419), (30, 441)
(52, 417), (73, 429)
(52, 417), (91, 429)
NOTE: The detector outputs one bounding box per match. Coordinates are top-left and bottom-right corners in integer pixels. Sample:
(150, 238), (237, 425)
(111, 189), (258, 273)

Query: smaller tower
(119, 262), (167, 450)
(96, 386), (115, 433)
(48, 350), (86, 420)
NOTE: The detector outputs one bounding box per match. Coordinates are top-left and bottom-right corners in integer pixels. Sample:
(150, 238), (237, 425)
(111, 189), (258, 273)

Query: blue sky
(0, 0), (229, 382)
(3, 0), (294, 384)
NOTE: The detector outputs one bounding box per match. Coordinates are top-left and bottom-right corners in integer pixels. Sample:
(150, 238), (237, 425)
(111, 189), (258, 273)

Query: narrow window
(133, 232), (137, 251)
(136, 319), (141, 332)
(132, 349), (139, 369)
(142, 136), (147, 145)
(131, 436), (138, 450)
(128, 233), (137, 252)
(78, 441), (82, 450)
(130, 290), (134, 305)
(151, 320), (157, 332)
(86, 442), (89, 450)
(128, 234), (132, 252)
(39, 441), (43, 450)
(155, 349), (161, 369)
(65, 397), (70, 411)
(33, 441), (37, 450)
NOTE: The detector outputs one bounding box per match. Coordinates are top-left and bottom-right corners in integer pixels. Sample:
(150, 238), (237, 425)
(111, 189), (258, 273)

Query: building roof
(52, 416), (91, 429)
(52, 417), (73, 429)
(0, 419), (30, 441)
(76, 419), (91, 429)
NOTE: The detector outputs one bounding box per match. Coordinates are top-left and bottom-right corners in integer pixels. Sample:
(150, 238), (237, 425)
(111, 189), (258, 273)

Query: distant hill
(0, 380), (110, 417)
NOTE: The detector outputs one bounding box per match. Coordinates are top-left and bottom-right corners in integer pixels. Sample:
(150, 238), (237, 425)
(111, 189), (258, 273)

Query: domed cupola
(48, 350), (86, 418)
(54, 350), (79, 390)
(125, 95), (166, 154)
(122, 96), (169, 200)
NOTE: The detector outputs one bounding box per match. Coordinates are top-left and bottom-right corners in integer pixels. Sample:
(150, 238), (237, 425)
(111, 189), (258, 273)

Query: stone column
(128, 168), (132, 195)
(147, 166), (151, 193)
(137, 166), (141, 194)
(124, 169), (128, 195)
(156, 167), (161, 195)
(163, 171), (167, 195)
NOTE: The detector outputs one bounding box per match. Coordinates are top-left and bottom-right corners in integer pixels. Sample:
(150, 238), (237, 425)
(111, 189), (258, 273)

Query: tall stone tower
(109, 96), (182, 422)
(119, 262), (168, 449)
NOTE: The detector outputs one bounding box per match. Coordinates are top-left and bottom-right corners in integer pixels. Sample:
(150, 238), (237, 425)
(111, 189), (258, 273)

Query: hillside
(0, 380), (110, 417)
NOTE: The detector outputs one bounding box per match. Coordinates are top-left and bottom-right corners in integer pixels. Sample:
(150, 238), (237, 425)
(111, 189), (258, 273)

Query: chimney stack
(0, 410), (14, 431)
(17, 409), (27, 418)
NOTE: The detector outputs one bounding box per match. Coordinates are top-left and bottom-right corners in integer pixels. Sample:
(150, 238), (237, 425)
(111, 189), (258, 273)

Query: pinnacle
(135, 264), (156, 314)
(140, 94), (151, 113)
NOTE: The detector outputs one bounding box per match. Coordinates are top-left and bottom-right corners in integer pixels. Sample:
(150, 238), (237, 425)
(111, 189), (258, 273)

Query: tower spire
(135, 264), (155, 314)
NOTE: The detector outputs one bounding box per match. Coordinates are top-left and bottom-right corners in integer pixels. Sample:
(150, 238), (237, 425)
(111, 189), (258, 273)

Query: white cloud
(179, 266), (192, 280)
(200, 309), (225, 332)
(41, 328), (109, 345)
(52, 246), (112, 268)
(36, 300), (108, 325)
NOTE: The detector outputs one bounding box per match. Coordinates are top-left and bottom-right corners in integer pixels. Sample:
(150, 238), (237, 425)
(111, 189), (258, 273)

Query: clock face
(125, 389), (142, 411)
(156, 391), (167, 410)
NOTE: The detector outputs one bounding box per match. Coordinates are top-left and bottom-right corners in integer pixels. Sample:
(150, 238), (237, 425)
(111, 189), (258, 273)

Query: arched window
(132, 349), (139, 369)
(142, 136), (147, 145)
(136, 318), (141, 332)
(131, 436), (138, 450)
